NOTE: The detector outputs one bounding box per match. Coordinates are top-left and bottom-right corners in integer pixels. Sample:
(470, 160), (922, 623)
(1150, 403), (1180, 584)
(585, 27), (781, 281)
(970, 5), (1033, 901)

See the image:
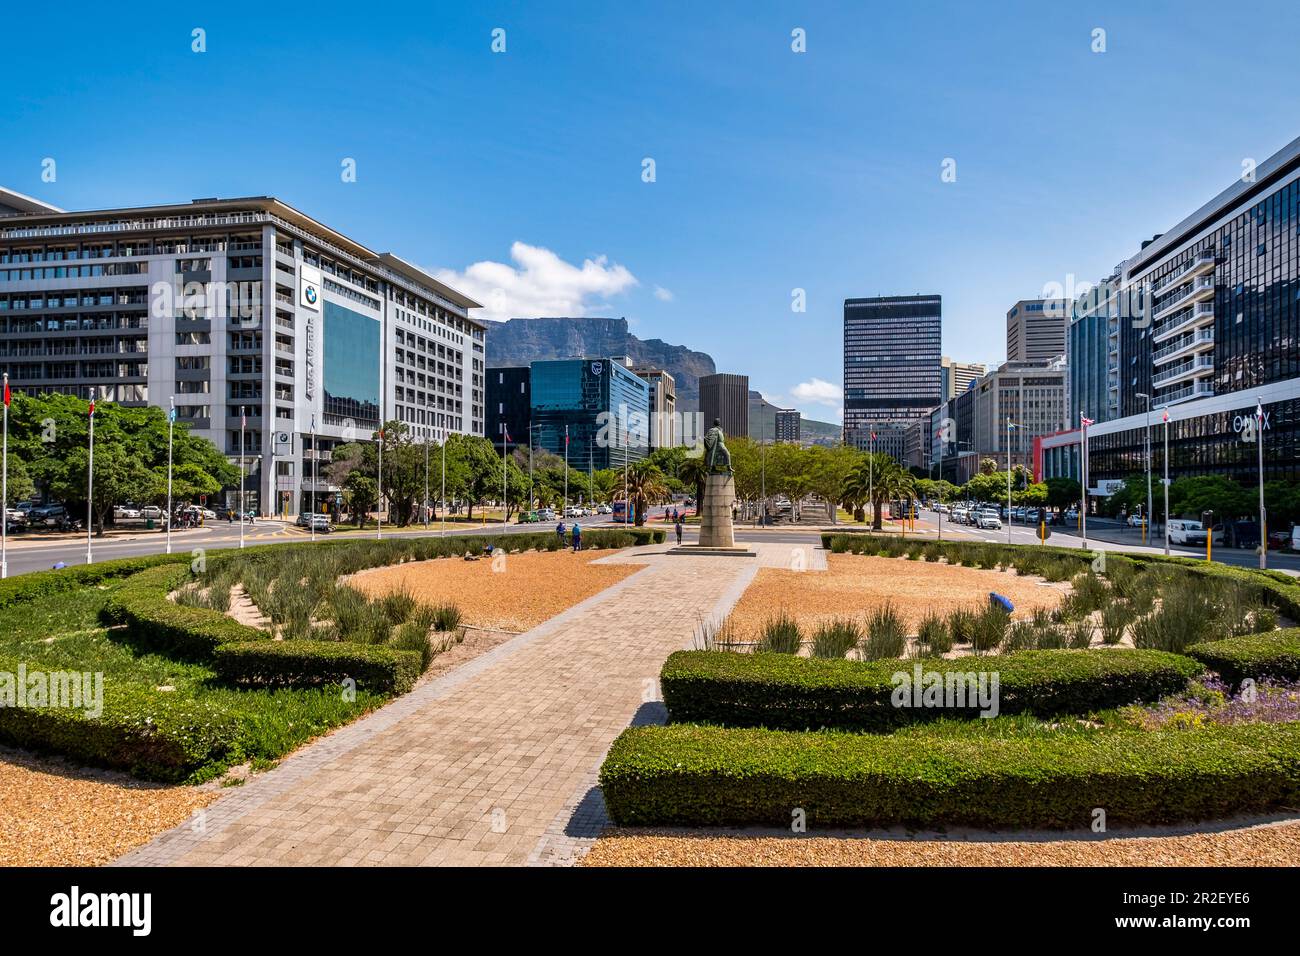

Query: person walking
(571, 521), (582, 552)
(674, 515), (684, 546)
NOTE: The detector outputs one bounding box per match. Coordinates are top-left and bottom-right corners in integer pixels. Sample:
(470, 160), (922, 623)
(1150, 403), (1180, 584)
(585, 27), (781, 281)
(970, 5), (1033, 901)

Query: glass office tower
(530, 358), (650, 470)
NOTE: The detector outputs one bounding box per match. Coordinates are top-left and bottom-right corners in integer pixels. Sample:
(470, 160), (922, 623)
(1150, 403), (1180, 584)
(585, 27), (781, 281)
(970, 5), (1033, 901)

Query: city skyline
(6, 3), (1300, 424)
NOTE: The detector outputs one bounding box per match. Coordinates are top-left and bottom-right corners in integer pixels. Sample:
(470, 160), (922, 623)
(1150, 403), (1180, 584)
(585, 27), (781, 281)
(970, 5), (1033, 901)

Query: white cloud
(653, 285), (674, 302)
(790, 378), (843, 407)
(433, 242), (638, 322)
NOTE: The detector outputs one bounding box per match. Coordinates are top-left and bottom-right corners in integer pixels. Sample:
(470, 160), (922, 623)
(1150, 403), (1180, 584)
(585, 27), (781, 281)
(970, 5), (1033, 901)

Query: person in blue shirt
(571, 522), (582, 551)
(556, 521), (566, 544)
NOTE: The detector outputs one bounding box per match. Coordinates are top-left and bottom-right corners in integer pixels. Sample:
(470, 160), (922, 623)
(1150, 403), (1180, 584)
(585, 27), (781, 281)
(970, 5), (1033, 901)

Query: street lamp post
(166, 397), (175, 555)
(1136, 392), (1153, 546)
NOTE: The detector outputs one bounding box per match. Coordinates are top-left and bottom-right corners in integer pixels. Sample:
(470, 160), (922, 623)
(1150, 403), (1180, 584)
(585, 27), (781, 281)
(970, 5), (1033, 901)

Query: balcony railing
(1153, 327), (1214, 364)
(1152, 354), (1213, 387)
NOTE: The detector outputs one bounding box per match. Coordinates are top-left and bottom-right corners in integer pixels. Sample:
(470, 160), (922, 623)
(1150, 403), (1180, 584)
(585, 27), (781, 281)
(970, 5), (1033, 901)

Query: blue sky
(5, 0), (1300, 423)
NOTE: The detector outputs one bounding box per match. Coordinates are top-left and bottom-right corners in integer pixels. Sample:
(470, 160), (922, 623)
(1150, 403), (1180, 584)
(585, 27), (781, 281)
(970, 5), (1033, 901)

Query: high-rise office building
(0, 188), (485, 516)
(1006, 298), (1068, 363)
(1041, 134), (1300, 490)
(529, 357), (649, 471)
(843, 295), (942, 457)
(774, 408), (801, 443)
(629, 363), (676, 449)
(699, 372), (749, 438)
(941, 356), (986, 400)
(935, 359), (1067, 483)
(1066, 271), (1125, 426)
(486, 366), (531, 454)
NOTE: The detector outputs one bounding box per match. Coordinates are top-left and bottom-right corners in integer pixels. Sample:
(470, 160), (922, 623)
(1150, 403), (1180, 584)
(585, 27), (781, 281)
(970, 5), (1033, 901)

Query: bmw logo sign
(304, 285), (318, 305)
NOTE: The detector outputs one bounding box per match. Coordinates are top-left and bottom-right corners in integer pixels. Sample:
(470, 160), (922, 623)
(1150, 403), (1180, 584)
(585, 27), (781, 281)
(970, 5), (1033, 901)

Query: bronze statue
(703, 418), (732, 474)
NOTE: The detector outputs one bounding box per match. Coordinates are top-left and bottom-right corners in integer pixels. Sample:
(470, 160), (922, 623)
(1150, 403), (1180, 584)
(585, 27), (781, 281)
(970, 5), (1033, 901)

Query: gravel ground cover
(350, 548), (639, 631)
(725, 553), (1066, 644)
(581, 819), (1300, 866)
(0, 745), (218, 867)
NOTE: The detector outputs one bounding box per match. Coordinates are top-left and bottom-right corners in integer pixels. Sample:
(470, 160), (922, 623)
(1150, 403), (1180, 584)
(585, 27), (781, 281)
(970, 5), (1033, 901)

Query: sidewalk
(113, 544), (807, 867)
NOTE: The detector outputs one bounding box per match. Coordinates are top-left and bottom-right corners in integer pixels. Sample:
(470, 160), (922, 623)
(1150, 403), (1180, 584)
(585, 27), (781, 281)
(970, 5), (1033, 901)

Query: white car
(597, 504), (612, 514)
(977, 511), (1002, 530)
(1168, 519), (1207, 545)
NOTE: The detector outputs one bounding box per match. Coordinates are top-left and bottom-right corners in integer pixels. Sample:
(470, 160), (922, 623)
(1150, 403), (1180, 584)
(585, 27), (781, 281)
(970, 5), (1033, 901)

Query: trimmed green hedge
(0, 552), (188, 611)
(1187, 629), (1300, 686)
(599, 721), (1300, 829)
(0, 684), (236, 783)
(212, 640), (421, 695)
(819, 533), (1300, 619)
(102, 564), (263, 660)
(661, 649), (1203, 731)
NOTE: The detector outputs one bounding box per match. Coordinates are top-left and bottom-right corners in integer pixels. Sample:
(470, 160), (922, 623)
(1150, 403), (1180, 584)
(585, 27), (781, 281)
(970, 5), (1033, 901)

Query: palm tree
(840, 458), (873, 522)
(870, 457), (913, 531)
(626, 461), (669, 526)
(677, 453), (708, 517)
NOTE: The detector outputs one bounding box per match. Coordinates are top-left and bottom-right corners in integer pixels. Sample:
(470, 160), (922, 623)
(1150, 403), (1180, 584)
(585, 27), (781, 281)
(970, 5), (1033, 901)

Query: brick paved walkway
(114, 545), (802, 867)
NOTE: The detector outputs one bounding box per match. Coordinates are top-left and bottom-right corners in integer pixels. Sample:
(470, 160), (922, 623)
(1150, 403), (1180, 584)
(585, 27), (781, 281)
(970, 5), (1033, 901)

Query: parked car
(597, 504), (612, 514)
(517, 510), (538, 523)
(537, 508), (556, 521)
(307, 514), (332, 533)
(977, 511), (1002, 530)
(115, 506), (141, 520)
(141, 505), (162, 520)
(1168, 519), (1208, 545)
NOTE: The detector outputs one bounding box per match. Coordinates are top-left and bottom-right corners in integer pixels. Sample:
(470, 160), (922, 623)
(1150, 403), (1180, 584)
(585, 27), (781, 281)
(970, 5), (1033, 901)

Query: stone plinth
(698, 473), (737, 548)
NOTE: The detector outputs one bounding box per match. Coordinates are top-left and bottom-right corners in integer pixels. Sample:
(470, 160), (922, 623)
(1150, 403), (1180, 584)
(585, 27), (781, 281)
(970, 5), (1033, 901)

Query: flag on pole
(2, 378), (8, 407)
(503, 427), (512, 444)
(564, 426), (569, 446)
(1080, 416), (1094, 427)
(1162, 409), (1169, 424)
(240, 406), (246, 428)
(870, 431), (876, 441)
(88, 399), (95, 417)
(169, 405), (176, 423)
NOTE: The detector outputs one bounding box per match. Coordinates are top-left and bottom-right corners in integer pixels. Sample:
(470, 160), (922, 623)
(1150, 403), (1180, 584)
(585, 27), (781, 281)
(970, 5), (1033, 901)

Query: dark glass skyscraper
(843, 295), (942, 457)
(529, 358), (649, 470)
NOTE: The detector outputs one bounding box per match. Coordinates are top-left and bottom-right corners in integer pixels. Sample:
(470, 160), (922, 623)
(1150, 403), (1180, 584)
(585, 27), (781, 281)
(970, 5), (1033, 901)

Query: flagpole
(563, 424), (569, 517)
(1257, 398), (1267, 571)
(166, 397), (175, 554)
(623, 427), (629, 525)
(1, 373), (8, 579)
(309, 416), (316, 543)
(1006, 418), (1012, 546)
(1080, 414), (1088, 550)
(441, 430), (447, 538)
(1163, 410), (1170, 556)
(86, 398), (95, 565)
(869, 432), (874, 529)
(239, 406), (246, 550)
(501, 427), (508, 527)
(376, 425), (384, 540)
(424, 436), (430, 530)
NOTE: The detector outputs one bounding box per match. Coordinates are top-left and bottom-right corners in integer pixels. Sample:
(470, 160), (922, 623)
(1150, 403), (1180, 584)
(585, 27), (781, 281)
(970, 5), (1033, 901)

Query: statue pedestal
(699, 473), (737, 547)
(669, 472), (755, 557)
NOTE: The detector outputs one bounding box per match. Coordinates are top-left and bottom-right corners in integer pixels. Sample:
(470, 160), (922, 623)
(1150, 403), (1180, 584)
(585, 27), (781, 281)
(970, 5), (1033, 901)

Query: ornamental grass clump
(970, 604), (1009, 654)
(1099, 599), (1133, 646)
(758, 612), (803, 654)
(863, 603), (907, 660)
(811, 619), (862, 659)
(916, 611), (952, 655)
